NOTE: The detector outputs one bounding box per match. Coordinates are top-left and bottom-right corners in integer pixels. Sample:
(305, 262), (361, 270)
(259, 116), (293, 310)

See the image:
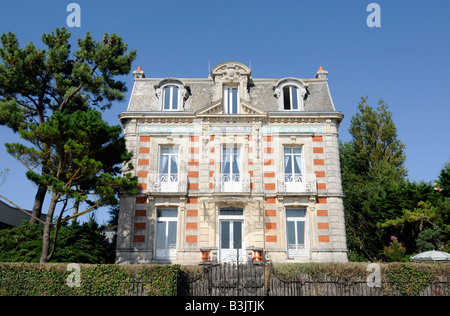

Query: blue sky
(1, 0), (449, 223)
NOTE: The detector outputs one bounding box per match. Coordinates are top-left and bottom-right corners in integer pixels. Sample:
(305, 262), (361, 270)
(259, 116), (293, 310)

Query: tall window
(222, 147), (241, 182)
(160, 147), (179, 182)
(163, 85), (179, 111)
(223, 86), (239, 114)
(155, 209), (178, 259)
(283, 86), (300, 110)
(284, 147), (302, 182)
(286, 208), (309, 258)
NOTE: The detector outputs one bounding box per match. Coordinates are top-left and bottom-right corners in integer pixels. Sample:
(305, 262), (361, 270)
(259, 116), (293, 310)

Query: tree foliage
(0, 27), (137, 224)
(341, 97), (449, 261)
(5, 109), (136, 262)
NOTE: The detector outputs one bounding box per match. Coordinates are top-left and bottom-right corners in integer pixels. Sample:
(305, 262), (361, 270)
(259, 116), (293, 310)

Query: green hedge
(0, 263), (180, 296)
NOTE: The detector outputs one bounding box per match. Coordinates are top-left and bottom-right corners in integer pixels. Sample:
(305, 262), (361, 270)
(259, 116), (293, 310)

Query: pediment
(211, 61), (251, 81)
(195, 99), (266, 117)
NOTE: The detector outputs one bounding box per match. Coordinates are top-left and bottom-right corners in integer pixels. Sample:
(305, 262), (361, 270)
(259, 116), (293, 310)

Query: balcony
(213, 173), (251, 193)
(276, 173), (317, 194)
(148, 173), (187, 194)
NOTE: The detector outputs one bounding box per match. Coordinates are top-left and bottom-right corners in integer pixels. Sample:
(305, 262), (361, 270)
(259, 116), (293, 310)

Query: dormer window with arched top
(155, 79), (188, 111)
(274, 78), (307, 111)
(163, 85), (180, 111)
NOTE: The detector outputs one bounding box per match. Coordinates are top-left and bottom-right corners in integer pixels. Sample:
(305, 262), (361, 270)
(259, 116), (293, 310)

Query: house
(0, 200), (46, 229)
(115, 61), (348, 264)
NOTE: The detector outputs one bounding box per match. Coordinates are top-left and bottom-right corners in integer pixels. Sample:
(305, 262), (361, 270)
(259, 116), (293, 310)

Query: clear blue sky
(1, 0), (449, 223)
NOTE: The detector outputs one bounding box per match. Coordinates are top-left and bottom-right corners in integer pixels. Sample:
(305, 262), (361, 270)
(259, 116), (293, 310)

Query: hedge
(0, 263), (179, 296)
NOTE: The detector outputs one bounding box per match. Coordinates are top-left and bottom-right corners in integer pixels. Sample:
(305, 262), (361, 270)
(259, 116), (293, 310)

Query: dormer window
(155, 79), (188, 111)
(283, 86), (300, 110)
(163, 85), (179, 111)
(223, 86), (239, 114)
(274, 78), (307, 111)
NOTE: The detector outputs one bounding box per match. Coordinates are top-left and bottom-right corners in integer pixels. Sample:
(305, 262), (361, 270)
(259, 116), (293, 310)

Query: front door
(220, 220), (244, 262)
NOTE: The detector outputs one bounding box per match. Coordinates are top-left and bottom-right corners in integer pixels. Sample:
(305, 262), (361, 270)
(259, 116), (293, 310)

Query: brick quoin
(263, 136), (273, 142)
(265, 197), (276, 204)
(137, 183), (147, 190)
(187, 197), (198, 204)
(139, 147), (150, 154)
(135, 209), (146, 216)
(264, 147), (274, 154)
(190, 136), (199, 142)
(317, 183), (327, 190)
(189, 147), (199, 154)
(264, 171), (275, 177)
(186, 223), (198, 230)
(266, 222), (277, 230)
(188, 159), (199, 166)
(266, 235), (277, 243)
(188, 171), (199, 178)
(137, 171), (148, 178)
(136, 197), (147, 204)
(264, 183), (276, 190)
(139, 136), (150, 142)
(186, 235), (198, 243)
(313, 147), (324, 153)
(138, 159), (149, 166)
(317, 209), (328, 217)
(317, 197), (328, 204)
(188, 183), (199, 190)
(134, 222), (146, 230)
(265, 209), (276, 217)
(314, 159), (325, 165)
(318, 222), (329, 230)
(319, 235), (330, 242)
(312, 136), (323, 142)
(315, 171), (326, 178)
(187, 209), (198, 217)
(264, 159), (274, 165)
(133, 235), (145, 243)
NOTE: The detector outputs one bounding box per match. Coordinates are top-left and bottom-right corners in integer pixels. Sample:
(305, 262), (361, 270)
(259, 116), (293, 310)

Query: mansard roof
(125, 61), (337, 115)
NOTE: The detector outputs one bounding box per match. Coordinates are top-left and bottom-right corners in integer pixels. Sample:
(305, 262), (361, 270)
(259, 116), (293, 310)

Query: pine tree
(6, 109), (136, 263)
(0, 27), (137, 224)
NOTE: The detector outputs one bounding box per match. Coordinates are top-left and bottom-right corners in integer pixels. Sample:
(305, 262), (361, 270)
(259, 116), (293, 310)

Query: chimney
(133, 66), (145, 79)
(315, 66), (328, 79)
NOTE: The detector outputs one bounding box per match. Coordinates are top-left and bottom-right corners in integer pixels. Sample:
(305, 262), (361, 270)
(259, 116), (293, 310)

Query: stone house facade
(115, 61), (348, 264)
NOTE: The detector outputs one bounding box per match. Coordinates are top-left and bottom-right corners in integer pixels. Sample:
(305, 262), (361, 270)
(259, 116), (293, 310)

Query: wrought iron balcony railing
(213, 173), (251, 193)
(276, 173), (317, 194)
(148, 173), (187, 194)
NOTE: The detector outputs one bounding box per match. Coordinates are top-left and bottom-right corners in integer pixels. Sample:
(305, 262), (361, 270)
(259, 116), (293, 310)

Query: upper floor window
(163, 85), (180, 111)
(284, 147), (302, 182)
(223, 86), (239, 114)
(283, 86), (300, 110)
(160, 147), (179, 181)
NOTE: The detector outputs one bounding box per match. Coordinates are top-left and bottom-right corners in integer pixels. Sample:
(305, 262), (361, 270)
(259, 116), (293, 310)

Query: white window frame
(154, 209), (178, 259)
(221, 146), (242, 192)
(162, 85), (181, 111)
(282, 85), (301, 111)
(283, 146), (303, 182)
(223, 86), (239, 114)
(285, 208), (309, 259)
(218, 208), (245, 262)
(159, 147), (179, 192)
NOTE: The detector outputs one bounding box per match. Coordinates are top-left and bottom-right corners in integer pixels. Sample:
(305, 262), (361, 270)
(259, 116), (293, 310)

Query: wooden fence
(178, 263), (450, 296)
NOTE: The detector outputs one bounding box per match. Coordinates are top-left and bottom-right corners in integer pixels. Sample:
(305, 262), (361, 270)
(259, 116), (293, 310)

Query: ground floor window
(155, 209), (178, 259)
(285, 208), (309, 258)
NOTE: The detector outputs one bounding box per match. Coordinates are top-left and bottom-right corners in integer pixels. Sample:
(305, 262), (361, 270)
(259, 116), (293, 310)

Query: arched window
(283, 85), (300, 110)
(156, 79), (187, 111)
(274, 78), (307, 111)
(163, 85), (180, 111)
